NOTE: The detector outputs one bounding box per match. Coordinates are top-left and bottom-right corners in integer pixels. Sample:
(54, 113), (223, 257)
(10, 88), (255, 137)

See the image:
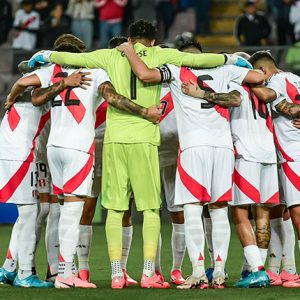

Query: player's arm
(99, 81), (162, 124)
(181, 80), (241, 107)
(274, 99), (300, 118)
(251, 85), (277, 103)
(242, 70), (265, 85)
(31, 70), (92, 106)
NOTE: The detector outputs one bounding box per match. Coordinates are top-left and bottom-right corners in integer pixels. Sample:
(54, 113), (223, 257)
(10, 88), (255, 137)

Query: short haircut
(53, 34), (86, 53)
(128, 19), (157, 40)
(179, 41), (203, 53)
(108, 36), (128, 49)
(248, 50), (277, 66)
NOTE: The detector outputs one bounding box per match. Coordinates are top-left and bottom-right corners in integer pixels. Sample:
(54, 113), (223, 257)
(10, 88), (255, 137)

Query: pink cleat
(123, 269), (138, 286)
(267, 270), (282, 286)
(155, 271), (171, 288)
(170, 269), (185, 285)
(140, 273), (170, 289)
(54, 275), (96, 288)
(111, 276), (127, 289)
(281, 270), (300, 288)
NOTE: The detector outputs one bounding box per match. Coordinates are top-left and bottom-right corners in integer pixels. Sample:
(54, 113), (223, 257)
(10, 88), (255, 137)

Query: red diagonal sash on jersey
(95, 101), (108, 129)
(286, 78), (300, 104)
(0, 111), (50, 203)
(282, 162), (300, 191)
(180, 67), (229, 121)
(15, 15), (37, 38)
(52, 64), (86, 124)
(160, 92), (174, 122)
(273, 128), (294, 162)
(7, 105), (21, 131)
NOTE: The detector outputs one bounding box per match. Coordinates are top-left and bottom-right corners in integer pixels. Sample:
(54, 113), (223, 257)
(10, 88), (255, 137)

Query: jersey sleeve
(30, 66), (53, 88)
(228, 82), (243, 95)
(94, 69), (111, 88)
(50, 49), (113, 70)
(224, 65), (249, 85)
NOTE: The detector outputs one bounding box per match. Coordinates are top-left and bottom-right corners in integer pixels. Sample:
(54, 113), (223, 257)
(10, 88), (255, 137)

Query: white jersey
(34, 64), (109, 153)
(0, 88), (50, 162)
(230, 83), (277, 163)
(267, 72), (300, 162)
(167, 64), (249, 151)
(159, 83), (179, 168)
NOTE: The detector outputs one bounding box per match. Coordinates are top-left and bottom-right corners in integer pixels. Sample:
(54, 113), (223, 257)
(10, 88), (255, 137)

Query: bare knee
(170, 211), (184, 224)
(122, 210), (132, 227)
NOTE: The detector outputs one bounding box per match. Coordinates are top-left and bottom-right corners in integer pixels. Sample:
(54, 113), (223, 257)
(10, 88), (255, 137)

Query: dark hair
(108, 36), (128, 49)
(179, 41), (202, 53)
(128, 19), (157, 40)
(248, 50), (277, 66)
(53, 34), (86, 53)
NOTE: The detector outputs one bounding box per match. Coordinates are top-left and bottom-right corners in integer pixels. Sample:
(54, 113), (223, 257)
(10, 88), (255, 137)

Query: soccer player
(248, 50), (300, 287)
(26, 19), (253, 289)
(118, 40), (264, 288)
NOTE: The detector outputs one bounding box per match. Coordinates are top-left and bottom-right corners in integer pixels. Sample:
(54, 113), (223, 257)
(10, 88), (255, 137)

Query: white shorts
(47, 146), (94, 197)
(161, 164), (183, 212)
(36, 160), (51, 194)
(175, 146), (234, 206)
(231, 159), (279, 206)
(0, 159), (38, 204)
(279, 162), (300, 208)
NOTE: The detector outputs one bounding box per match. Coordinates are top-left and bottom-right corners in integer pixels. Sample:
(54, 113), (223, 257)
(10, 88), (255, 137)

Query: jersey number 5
(197, 75), (215, 109)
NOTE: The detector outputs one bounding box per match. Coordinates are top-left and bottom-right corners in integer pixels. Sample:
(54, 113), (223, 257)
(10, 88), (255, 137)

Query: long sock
(58, 201), (84, 279)
(106, 210), (124, 278)
(203, 217), (214, 268)
(244, 245), (264, 272)
(3, 218), (21, 272)
(142, 209), (160, 277)
(45, 202), (60, 276)
(282, 218), (296, 274)
(121, 226), (133, 270)
(35, 202), (50, 248)
(259, 248), (268, 265)
(241, 220), (256, 273)
(77, 225), (92, 271)
(17, 204), (38, 280)
(171, 223), (186, 271)
(184, 205), (205, 278)
(268, 218), (283, 274)
(155, 234), (162, 273)
(209, 207), (231, 278)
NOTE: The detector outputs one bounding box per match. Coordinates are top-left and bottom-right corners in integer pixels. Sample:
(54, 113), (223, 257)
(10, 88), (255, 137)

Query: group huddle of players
(0, 19), (300, 290)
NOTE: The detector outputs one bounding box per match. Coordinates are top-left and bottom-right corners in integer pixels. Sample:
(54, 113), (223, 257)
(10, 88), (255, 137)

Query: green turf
(0, 223), (299, 300)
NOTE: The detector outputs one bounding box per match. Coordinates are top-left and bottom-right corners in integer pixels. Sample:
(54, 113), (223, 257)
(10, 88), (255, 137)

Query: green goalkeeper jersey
(50, 43), (225, 145)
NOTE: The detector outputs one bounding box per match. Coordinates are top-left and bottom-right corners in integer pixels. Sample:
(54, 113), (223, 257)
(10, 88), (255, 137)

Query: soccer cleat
(282, 280), (300, 288)
(241, 270), (252, 280)
(170, 269), (185, 285)
(212, 276), (226, 289)
(280, 270), (299, 283)
(177, 275), (209, 289)
(0, 267), (17, 285)
(123, 269), (138, 285)
(111, 276), (127, 289)
(234, 270), (270, 288)
(55, 275), (96, 288)
(205, 267), (214, 283)
(266, 270), (282, 286)
(78, 269), (90, 282)
(46, 269), (57, 283)
(140, 273), (170, 289)
(155, 271), (171, 288)
(13, 274), (54, 288)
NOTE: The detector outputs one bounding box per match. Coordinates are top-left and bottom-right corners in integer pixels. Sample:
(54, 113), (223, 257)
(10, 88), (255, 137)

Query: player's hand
(4, 94), (15, 110)
(64, 69), (92, 89)
(181, 80), (205, 98)
(28, 50), (53, 68)
(225, 54), (253, 69)
(116, 42), (134, 55)
(292, 117), (300, 129)
(146, 104), (162, 124)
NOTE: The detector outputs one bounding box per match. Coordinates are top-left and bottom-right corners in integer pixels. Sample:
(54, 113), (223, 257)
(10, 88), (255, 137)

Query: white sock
(121, 226), (133, 270)
(282, 218), (296, 274)
(171, 223), (186, 271)
(209, 207), (231, 278)
(45, 202), (60, 276)
(17, 204), (38, 279)
(241, 255), (252, 273)
(35, 202), (50, 248)
(259, 248), (268, 265)
(77, 225), (92, 271)
(244, 245), (264, 272)
(143, 259), (155, 277)
(155, 234), (162, 273)
(203, 217), (214, 268)
(111, 260), (123, 278)
(58, 201), (84, 278)
(184, 205), (205, 278)
(268, 218), (283, 274)
(3, 218), (21, 272)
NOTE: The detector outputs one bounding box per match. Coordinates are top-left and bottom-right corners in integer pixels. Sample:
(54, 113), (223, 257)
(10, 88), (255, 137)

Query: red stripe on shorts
(216, 187), (232, 202)
(265, 191), (280, 204)
(282, 162), (300, 191)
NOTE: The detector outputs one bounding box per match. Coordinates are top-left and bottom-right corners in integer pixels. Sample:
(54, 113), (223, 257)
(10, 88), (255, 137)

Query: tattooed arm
(275, 99), (300, 118)
(181, 81), (241, 107)
(99, 81), (162, 124)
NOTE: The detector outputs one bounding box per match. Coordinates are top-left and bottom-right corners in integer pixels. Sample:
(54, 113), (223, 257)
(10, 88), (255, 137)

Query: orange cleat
(54, 275), (96, 288)
(267, 270), (282, 286)
(78, 269), (90, 282)
(170, 269), (185, 285)
(123, 269), (138, 286)
(140, 273), (170, 289)
(111, 276), (127, 289)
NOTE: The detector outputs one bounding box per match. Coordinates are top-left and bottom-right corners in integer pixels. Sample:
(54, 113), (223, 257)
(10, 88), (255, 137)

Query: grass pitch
(0, 223), (299, 300)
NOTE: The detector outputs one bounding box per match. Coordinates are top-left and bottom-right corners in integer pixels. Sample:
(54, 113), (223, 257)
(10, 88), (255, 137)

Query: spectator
(0, 0), (13, 46)
(35, 0), (50, 23)
(290, 0), (300, 42)
(67, 0), (95, 50)
(95, 0), (128, 48)
(41, 3), (70, 48)
(132, 0), (156, 23)
(193, 0), (211, 35)
(156, 0), (176, 40)
(235, 1), (271, 46)
(12, 0), (40, 50)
